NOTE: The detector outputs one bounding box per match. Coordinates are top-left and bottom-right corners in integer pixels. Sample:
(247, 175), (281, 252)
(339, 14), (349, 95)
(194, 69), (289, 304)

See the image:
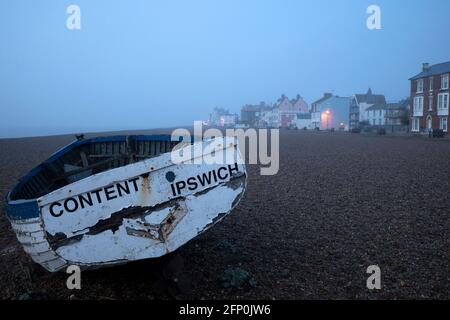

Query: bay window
(438, 93), (449, 115)
(413, 96), (423, 116)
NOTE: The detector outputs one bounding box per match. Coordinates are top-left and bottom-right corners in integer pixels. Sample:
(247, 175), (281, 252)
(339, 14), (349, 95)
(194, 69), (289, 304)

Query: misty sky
(1, 0), (450, 138)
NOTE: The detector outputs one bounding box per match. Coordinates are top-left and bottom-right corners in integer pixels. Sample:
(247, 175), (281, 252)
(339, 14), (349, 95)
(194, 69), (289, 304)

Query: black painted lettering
(64, 198), (79, 213)
(104, 185), (117, 201)
(129, 177), (140, 192)
(228, 163), (239, 176)
(187, 177), (198, 191)
(78, 193), (93, 209)
(175, 181), (186, 195)
(116, 181), (130, 197)
(217, 167), (229, 180)
(49, 202), (63, 217)
(170, 183), (177, 196)
(91, 189), (103, 204)
(197, 171), (212, 187)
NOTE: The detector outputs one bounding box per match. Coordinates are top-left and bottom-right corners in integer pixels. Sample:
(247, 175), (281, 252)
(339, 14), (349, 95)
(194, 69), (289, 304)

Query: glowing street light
(325, 109), (331, 130)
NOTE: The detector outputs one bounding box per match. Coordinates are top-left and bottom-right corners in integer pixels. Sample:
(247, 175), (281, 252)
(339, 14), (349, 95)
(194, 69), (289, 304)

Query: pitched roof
(366, 104), (388, 111)
(355, 88), (386, 105)
(386, 100), (409, 110)
(291, 94), (306, 105)
(366, 100), (409, 111)
(241, 104), (272, 112)
(312, 93), (333, 106)
(409, 61), (450, 80)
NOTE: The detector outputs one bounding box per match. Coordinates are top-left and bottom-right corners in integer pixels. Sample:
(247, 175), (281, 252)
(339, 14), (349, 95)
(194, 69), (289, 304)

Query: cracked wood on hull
(48, 174), (245, 250)
(48, 165), (246, 265)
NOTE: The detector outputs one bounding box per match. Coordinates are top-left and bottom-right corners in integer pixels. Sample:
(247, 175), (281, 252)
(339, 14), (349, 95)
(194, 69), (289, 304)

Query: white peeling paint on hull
(55, 182), (243, 264)
(8, 137), (247, 272)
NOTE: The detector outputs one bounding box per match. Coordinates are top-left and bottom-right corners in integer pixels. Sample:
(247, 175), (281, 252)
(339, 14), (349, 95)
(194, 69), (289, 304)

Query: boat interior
(10, 135), (182, 201)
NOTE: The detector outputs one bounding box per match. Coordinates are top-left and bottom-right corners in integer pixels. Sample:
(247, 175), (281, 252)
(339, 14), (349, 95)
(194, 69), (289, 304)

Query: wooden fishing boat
(5, 135), (247, 272)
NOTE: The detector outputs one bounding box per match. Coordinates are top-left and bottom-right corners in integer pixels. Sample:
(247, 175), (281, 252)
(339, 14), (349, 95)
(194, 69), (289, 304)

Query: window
(414, 96), (423, 112)
(441, 74), (449, 90)
(372, 119), (375, 125)
(438, 93), (449, 110)
(412, 118), (420, 132)
(378, 119), (382, 125)
(429, 95), (433, 111)
(430, 77), (434, 91)
(417, 79), (424, 93)
(427, 116), (432, 129)
(440, 117), (448, 132)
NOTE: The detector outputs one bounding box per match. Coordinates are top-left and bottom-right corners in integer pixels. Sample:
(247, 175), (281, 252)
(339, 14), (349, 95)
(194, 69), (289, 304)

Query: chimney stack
(422, 63), (430, 72)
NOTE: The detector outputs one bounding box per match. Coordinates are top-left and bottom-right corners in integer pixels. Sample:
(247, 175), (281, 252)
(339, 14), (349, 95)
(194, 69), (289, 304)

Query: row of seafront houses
(210, 90), (408, 133)
(208, 61), (450, 134)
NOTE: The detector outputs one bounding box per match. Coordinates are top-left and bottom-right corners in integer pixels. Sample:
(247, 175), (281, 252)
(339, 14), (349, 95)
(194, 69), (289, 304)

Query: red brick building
(409, 62), (449, 133)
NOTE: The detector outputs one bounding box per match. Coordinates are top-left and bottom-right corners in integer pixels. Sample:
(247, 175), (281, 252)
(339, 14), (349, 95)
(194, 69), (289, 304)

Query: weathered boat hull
(5, 135), (246, 272)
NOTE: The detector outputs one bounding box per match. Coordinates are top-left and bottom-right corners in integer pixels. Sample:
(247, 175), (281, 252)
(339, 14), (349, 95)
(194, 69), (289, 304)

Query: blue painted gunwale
(5, 135), (187, 220)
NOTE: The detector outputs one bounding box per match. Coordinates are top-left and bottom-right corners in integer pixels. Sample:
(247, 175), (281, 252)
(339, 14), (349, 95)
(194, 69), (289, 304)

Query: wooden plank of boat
(5, 136), (247, 272)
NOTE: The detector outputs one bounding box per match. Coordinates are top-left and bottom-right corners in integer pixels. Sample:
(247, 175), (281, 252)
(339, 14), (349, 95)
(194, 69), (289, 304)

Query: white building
(219, 114), (238, 127)
(259, 108), (279, 128)
(209, 107), (237, 127)
(311, 93), (351, 131)
(311, 112), (321, 129)
(295, 113), (315, 129)
(365, 104), (387, 126)
(349, 89), (387, 130)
